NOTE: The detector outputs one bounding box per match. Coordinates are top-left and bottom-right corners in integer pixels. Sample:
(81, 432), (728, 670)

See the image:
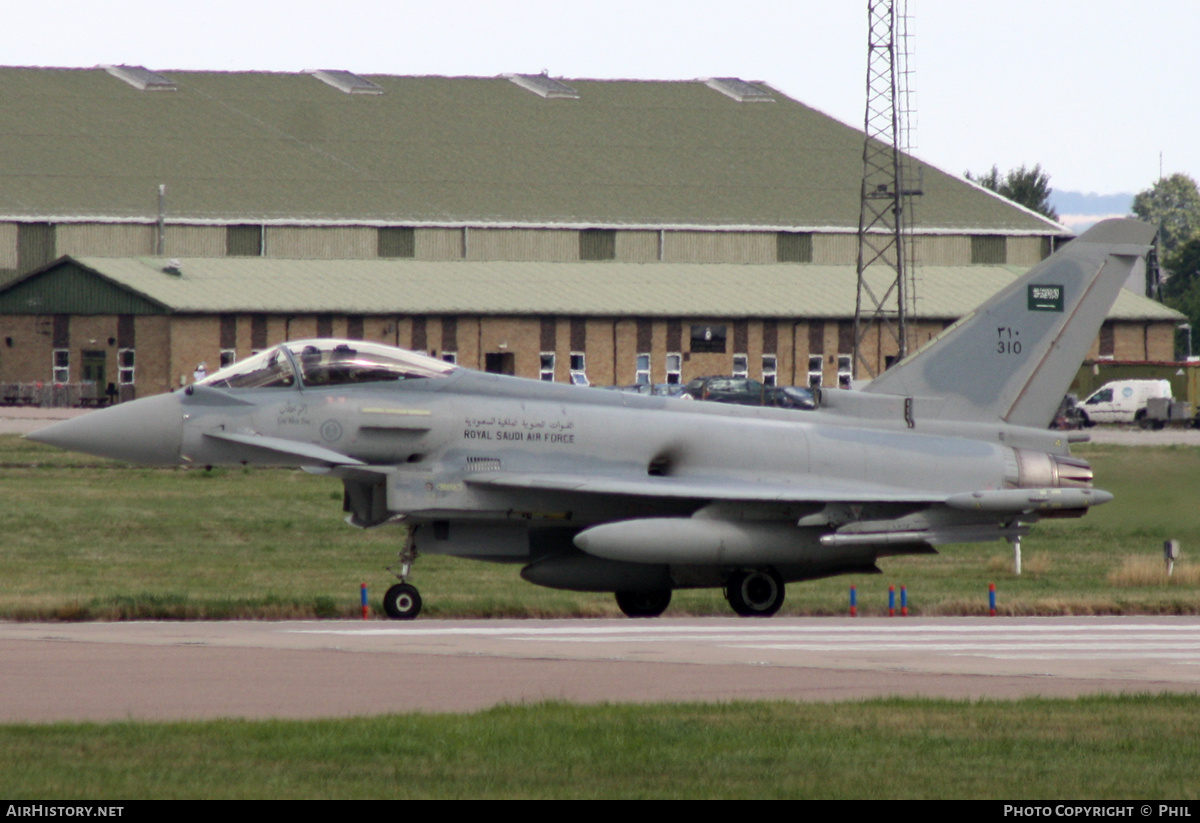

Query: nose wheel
(383, 583), (422, 620)
(383, 526), (422, 620)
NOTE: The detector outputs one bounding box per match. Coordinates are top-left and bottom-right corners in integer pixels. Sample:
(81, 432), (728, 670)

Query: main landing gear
(612, 568), (786, 619)
(615, 589), (672, 618)
(724, 568), (785, 617)
(384, 530), (422, 620)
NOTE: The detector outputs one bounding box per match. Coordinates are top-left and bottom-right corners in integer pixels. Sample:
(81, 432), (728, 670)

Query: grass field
(3, 436), (1199, 800)
(2, 697), (1198, 799)
(1, 436), (1199, 619)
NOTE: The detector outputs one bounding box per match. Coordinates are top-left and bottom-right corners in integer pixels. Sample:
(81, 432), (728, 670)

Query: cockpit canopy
(200, 339), (457, 390)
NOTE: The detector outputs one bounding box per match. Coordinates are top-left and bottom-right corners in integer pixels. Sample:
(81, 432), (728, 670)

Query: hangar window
(635, 353), (651, 385)
(971, 235), (1007, 264)
(540, 352), (556, 381)
(228, 225), (264, 257)
(807, 355), (823, 389)
(52, 349), (69, 384)
(580, 229), (616, 261)
(732, 354), (748, 378)
(776, 232), (812, 263)
(569, 352), (588, 386)
(837, 354), (853, 388)
(665, 353), (682, 385)
(762, 354), (777, 387)
(118, 349), (136, 385)
(379, 227), (415, 258)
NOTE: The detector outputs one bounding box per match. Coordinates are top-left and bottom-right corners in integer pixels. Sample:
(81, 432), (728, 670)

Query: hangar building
(0, 67), (1180, 399)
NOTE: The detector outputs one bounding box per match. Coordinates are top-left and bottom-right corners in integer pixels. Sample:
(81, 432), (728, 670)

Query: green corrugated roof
(0, 68), (1062, 233)
(2, 256), (1175, 323)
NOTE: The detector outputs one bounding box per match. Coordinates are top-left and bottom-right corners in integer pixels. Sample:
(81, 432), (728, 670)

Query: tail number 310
(997, 327), (1022, 355)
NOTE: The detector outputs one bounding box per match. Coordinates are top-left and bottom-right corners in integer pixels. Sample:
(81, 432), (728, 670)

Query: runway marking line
(288, 623), (1200, 637)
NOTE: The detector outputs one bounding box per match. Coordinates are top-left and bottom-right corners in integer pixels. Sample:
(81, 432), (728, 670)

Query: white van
(1078, 379), (1173, 425)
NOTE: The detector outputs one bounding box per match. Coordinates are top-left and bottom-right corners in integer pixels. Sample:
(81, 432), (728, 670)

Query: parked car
(1077, 379), (1173, 426)
(764, 385), (817, 410)
(678, 376), (766, 405)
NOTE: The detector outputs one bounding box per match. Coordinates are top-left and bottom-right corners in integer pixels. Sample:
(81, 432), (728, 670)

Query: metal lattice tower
(853, 0), (920, 380)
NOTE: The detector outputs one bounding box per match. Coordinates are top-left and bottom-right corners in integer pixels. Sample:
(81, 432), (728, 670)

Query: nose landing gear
(383, 529), (422, 620)
(383, 582), (422, 620)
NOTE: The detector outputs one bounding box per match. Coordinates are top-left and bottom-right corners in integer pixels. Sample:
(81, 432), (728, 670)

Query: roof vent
(705, 78), (774, 103)
(505, 73), (579, 99)
(162, 259), (182, 276)
(308, 70), (384, 95)
(103, 65), (176, 92)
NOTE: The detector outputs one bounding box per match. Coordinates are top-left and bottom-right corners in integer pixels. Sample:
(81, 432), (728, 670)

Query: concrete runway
(2, 617), (1199, 722)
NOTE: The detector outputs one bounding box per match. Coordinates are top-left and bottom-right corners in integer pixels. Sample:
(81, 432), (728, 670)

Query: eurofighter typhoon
(28, 219), (1157, 618)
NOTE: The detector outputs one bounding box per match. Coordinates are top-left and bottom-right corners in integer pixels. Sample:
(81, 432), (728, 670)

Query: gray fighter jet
(27, 219), (1157, 619)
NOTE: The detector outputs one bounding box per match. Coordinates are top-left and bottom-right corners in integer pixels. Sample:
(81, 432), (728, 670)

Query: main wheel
(725, 569), (784, 617)
(383, 583), (422, 620)
(615, 589), (672, 618)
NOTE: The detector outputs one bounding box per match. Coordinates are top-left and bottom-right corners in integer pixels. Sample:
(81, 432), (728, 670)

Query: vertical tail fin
(863, 218), (1158, 427)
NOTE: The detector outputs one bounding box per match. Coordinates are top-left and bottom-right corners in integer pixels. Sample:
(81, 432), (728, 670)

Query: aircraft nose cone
(24, 392), (184, 465)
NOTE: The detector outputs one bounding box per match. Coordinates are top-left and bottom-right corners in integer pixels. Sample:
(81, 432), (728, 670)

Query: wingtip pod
(863, 218), (1158, 428)
(945, 487), (1113, 513)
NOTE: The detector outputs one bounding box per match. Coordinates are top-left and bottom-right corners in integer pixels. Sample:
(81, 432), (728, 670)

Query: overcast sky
(4, 0), (1195, 198)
